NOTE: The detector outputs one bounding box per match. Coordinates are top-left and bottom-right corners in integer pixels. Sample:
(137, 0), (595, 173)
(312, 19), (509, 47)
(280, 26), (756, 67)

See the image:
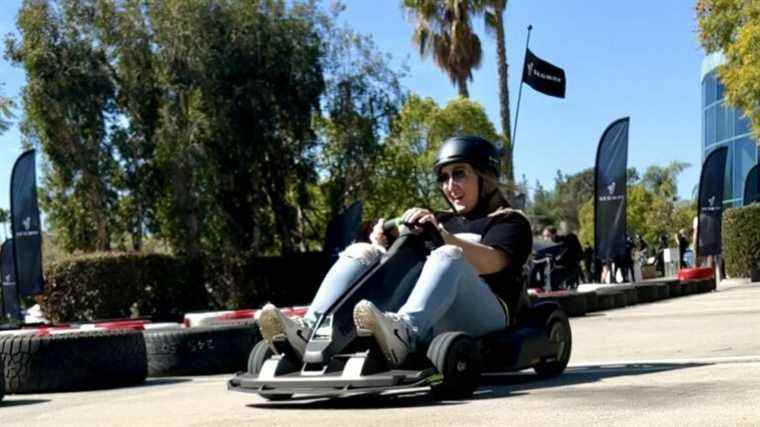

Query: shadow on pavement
(248, 361), (707, 409)
(249, 389), (465, 410)
(133, 378), (193, 388)
(477, 362), (709, 399)
(0, 398), (50, 407)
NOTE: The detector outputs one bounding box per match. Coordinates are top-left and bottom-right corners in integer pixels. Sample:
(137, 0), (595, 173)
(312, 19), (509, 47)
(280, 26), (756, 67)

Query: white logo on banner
(15, 215), (39, 238)
(599, 181), (624, 202)
(2, 274), (12, 286)
(702, 195), (722, 212)
(526, 61), (562, 83)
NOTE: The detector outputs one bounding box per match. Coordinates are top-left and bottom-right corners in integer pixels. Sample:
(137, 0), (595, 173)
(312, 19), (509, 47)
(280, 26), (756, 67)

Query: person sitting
(256, 135), (533, 367)
(542, 226), (583, 289)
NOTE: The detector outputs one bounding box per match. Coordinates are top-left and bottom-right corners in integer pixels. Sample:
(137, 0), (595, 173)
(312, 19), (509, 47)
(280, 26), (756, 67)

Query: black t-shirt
(554, 233), (583, 267)
(438, 209), (533, 314)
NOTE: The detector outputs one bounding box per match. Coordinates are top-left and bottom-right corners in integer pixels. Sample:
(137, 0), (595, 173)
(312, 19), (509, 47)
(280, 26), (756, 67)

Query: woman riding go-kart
(229, 135), (571, 400)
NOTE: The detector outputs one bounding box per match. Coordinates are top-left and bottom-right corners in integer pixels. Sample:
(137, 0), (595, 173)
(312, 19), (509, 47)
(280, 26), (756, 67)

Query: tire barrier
(636, 283), (660, 303)
(677, 267), (714, 281)
(0, 329), (147, 394)
(143, 322), (260, 377)
(527, 290), (589, 317)
(183, 306), (307, 328)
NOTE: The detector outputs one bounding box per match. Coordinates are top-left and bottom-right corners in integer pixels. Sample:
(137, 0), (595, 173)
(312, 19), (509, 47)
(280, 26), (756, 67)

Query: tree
(148, 0), (325, 256)
(92, 0), (162, 252)
(0, 85), (15, 135)
(403, 0), (482, 98)
(697, 0), (760, 141)
(480, 0), (514, 183)
(314, 23), (406, 227)
(371, 94), (499, 217)
(7, 0), (119, 252)
(641, 162), (690, 200)
(0, 208), (9, 240)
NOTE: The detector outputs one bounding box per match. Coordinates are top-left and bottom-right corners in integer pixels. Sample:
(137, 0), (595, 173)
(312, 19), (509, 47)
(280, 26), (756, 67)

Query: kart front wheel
(427, 332), (481, 400)
(248, 340), (292, 401)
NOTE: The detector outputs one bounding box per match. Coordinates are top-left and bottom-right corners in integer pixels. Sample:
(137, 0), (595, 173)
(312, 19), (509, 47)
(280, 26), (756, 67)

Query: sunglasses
(436, 168), (470, 186)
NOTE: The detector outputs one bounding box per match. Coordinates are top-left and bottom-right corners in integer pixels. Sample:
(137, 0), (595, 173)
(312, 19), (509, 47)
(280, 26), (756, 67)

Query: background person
(677, 228), (690, 268)
(542, 225), (583, 289)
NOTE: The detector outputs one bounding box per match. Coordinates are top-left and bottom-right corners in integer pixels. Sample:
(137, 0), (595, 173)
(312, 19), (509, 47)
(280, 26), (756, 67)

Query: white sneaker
(353, 300), (413, 367)
(257, 303), (312, 356)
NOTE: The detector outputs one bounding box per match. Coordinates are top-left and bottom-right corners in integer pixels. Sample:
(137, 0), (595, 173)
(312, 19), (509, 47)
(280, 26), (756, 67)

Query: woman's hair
(474, 168), (518, 214)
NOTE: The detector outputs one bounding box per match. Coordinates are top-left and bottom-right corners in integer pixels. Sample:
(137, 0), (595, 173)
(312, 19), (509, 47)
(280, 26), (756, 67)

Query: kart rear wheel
(534, 311), (572, 378)
(427, 332), (481, 400)
(248, 340), (292, 401)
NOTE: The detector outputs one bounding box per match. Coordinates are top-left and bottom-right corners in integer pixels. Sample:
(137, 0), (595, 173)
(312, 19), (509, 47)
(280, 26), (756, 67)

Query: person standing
(676, 229), (689, 268)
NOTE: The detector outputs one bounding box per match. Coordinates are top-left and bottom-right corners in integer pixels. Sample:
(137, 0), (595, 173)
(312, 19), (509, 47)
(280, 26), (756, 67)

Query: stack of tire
(0, 328), (148, 394)
(0, 306), (306, 395)
(1, 354), (4, 401)
(143, 320), (259, 377)
(143, 306), (307, 377)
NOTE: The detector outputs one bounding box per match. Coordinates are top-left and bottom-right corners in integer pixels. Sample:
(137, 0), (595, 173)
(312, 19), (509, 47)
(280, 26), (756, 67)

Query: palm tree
(480, 0), (514, 183)
(403, 0), (482, 98)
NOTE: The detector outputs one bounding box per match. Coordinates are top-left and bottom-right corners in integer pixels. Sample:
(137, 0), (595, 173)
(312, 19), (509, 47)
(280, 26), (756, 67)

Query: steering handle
(382, 217), (444, 248)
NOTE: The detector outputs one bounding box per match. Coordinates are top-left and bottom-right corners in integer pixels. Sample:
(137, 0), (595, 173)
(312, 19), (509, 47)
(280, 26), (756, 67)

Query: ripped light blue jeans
(304, 242), (508, 348)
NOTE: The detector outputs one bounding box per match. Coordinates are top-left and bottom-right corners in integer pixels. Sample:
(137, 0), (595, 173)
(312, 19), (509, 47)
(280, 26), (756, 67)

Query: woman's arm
(400, 207), (511, 275)
(440, 228), (510, 275)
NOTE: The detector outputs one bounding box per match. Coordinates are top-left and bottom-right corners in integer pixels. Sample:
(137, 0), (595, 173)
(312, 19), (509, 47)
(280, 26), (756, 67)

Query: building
(701, 52), (759, 207)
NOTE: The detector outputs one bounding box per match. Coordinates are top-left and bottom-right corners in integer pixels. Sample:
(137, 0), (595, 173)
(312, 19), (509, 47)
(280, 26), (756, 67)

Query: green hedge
(40, 251), (333, 323)
(41, 253), (207, 323)
(203, 252), (330, 310)
(722, 203), (760, 278)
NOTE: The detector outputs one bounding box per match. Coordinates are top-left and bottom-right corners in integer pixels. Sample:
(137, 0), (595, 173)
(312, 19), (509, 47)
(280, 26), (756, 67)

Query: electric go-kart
(228, 219), (572, 401)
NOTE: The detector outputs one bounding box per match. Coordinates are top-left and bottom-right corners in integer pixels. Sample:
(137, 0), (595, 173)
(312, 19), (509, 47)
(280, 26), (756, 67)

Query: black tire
(0, 330), (147, 394)
(637, 284), (658, 302)
(144, 322), (260, 377)
(427, 332), (481, 400)
(534, 310), (572, 378)
(247, 340), (292, 401)
(0, 356), (4, 401)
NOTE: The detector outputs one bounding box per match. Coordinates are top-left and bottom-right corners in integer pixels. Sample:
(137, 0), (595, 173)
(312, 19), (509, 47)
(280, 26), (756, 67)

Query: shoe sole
(353, 304), (400, 365)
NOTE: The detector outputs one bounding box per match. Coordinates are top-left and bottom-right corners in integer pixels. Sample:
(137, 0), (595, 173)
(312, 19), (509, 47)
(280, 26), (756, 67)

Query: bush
(204, 252), (331, 310)
(42, 253), (207, 323)
(722, 204), (760, 278)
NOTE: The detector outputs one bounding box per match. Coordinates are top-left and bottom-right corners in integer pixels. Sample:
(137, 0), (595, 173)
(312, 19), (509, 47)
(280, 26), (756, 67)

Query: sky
(0, 0), (707, 219)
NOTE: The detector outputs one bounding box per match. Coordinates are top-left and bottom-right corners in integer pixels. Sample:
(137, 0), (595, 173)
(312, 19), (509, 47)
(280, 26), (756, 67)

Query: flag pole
(511, 25), (532, 151)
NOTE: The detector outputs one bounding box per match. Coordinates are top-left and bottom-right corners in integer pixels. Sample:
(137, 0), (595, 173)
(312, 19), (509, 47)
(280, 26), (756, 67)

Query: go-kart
(228, 219), (572, 400)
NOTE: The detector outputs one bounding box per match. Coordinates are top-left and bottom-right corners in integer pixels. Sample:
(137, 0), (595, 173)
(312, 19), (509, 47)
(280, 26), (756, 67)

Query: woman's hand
(401, 207), (438, 229)
(369, 218), (389, 249)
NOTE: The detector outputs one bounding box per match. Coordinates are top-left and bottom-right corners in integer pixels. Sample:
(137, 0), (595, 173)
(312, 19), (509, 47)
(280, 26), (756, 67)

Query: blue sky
(0, 0), (706, 219)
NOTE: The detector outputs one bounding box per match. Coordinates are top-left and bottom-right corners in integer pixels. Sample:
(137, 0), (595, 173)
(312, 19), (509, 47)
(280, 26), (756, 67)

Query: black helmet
(433, 135), (501, 177)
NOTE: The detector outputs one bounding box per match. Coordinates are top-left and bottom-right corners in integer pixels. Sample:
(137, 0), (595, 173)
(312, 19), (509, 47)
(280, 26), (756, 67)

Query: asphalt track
(2, 280), (759, 426)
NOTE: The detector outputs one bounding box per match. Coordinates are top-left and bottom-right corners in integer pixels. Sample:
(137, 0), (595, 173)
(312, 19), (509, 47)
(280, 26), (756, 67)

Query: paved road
(2, 281), (760, 426)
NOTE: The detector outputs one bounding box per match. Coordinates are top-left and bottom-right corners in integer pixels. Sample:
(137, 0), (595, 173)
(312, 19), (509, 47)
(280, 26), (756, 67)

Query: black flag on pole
(696, 146), (728, 257)
(594, 117), (630, 262)
(1, 239), (21, 321)
(10, 149), (44, 296)
(744, 163), (760, 205)
(522, 49), (566, 98)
